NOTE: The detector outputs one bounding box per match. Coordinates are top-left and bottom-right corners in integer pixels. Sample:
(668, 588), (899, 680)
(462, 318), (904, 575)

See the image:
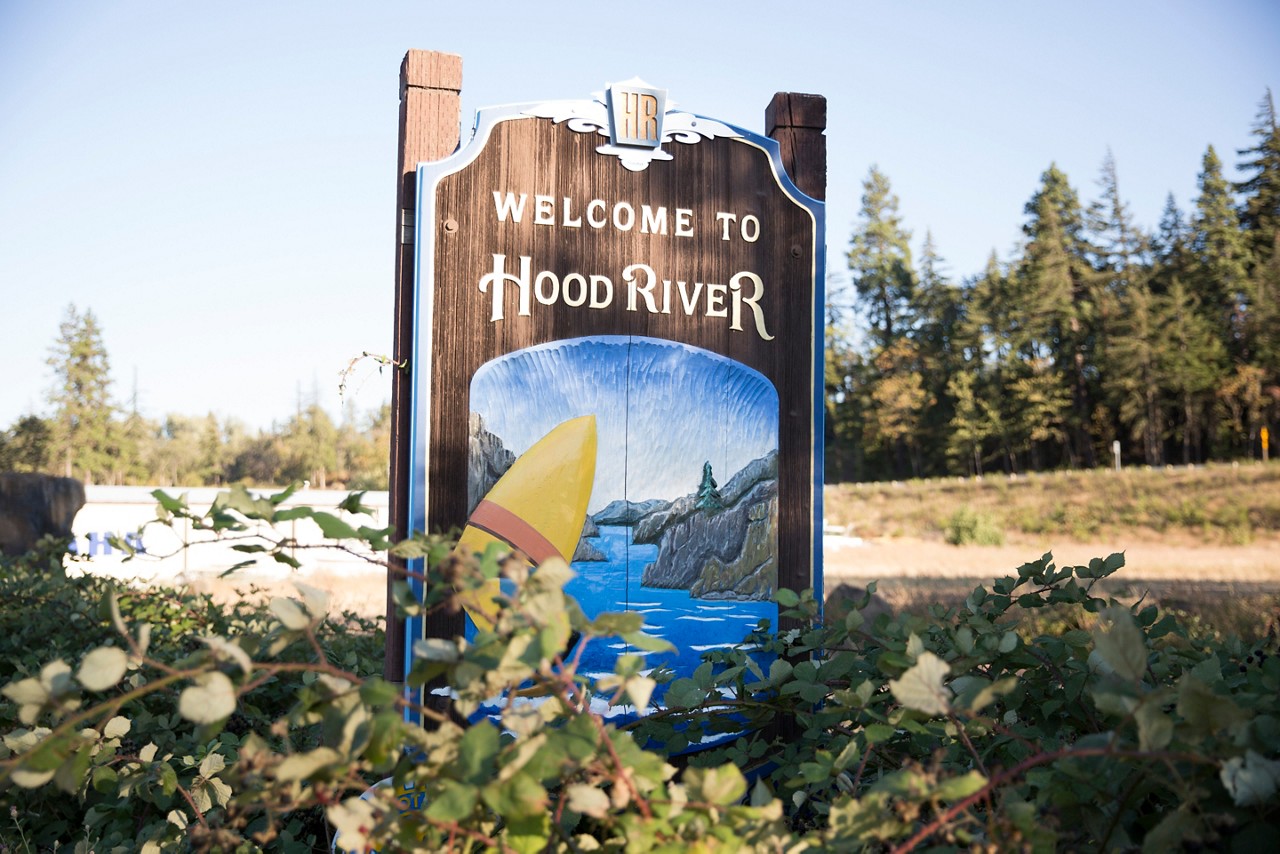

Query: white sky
(2, 0), (1277, 430)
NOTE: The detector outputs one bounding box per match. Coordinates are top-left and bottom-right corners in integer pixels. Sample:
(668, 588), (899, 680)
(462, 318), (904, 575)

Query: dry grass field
(824, 461), (1280, 545)
(823, 462), (1280, 638)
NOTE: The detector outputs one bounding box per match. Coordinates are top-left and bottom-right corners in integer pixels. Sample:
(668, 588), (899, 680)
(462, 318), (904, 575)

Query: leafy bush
(0, 532), (384, 852)
(943, 506), (1005, 545)
(1, 488), (1277, 852)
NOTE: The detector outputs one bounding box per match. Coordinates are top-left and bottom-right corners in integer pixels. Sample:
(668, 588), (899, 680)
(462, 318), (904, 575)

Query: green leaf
(1135, 702), (1173, 751)
(103, 716), (131, 739)
(567, 783), (610, 818)
(1092, 607), (1147, 683)
(54, 741), (94, 794)
(359, 677), (400, 708)
(276, 747), (341, 782)
(198, 752), (226, 778)
(328, 797), (378, 852)
(3, 676), (48, 706)
(178, 672), (236, 724)
(293, 581), (330, 619)
(214, 484), (273, 520)
(621, 631), (675, 653)
(270, 597), (311, 631)
(664, 678), (708, 709)
(775, 589), (800, 608)
(864, 723), (896, 744)
(933, 770), (988, 801)
(587, 611), (643, 636)
(413, 638), (461, 662)
(272, 506), (313, 522)
(155, 761), (179, 796)
(833, 739), (861, 772)
(312, 511), (359, 540)
(151, 490), (188, 513)
(684, 763), (747, 805)
(458, 721), (500, 785)
(1220, 750), (1280, 807)
(77, 646), (129, 692)
(481, 772), (548, 820)
(10, 766), (56, 788)
(1178, 674), (1250, 735)
(271, 551), (302, 569)
(1142, 809), (1200, 854)
(624, 675), (657, 709)
(92, 765), (118, 794)
(889, 651), (952, 716)
(338, 491), (374, 515)
(199, 635), (253, 676)
(268, 482), (301, 505)
(425, 780), (479, 822)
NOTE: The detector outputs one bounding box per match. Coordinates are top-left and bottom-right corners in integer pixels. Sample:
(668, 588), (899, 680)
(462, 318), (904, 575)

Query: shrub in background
(944, 505), (1005, 545)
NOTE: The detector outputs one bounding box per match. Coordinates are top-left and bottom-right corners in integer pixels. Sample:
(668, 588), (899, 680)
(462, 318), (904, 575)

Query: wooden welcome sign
(387, 52), (825, 716)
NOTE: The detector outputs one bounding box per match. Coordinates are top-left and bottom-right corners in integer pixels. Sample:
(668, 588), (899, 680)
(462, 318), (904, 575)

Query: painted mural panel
(467, 335), (778, 698)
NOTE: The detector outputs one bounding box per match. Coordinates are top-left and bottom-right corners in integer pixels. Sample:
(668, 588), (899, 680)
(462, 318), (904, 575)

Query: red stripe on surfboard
(469, 500), (564, 564)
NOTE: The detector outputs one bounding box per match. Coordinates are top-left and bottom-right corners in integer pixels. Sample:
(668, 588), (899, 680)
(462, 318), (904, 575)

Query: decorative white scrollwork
(523, 86), (741, 172)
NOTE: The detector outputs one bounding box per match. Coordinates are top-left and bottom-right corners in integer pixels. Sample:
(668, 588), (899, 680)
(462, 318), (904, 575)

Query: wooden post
(765, 93), (827, 202)
(765, 92), (825, 750)
(387, 50), (462, 682)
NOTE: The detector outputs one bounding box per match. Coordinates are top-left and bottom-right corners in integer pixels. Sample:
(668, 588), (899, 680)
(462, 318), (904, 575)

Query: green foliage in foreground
(1, 489), (1278, 852)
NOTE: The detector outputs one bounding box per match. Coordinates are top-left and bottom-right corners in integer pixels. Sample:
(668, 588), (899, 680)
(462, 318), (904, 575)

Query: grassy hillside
(825, 462), (1280, 546)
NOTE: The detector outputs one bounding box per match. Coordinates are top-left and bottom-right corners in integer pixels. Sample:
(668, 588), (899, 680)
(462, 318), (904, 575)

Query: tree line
(5, 92), (1276, 490)
(0, 305), (390, 489)
(827, 89), (1280, 482)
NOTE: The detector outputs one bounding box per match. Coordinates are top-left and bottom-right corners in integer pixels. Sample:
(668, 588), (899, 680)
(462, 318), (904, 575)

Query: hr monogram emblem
(607, 79), (666, 148)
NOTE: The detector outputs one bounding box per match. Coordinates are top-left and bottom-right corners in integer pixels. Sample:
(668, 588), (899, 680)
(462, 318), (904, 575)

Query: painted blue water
(565, 526), (777, 687)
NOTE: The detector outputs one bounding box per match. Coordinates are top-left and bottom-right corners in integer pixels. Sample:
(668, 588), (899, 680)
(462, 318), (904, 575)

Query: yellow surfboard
(455, 415), (597, 630)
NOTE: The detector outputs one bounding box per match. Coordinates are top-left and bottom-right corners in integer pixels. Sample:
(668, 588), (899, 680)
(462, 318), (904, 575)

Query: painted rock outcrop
(467, 413), (516, 514)
(638, 452), (778, 601)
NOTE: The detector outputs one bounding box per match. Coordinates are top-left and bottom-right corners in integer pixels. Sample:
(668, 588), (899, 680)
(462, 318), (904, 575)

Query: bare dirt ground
(823, 534), (1280, 585)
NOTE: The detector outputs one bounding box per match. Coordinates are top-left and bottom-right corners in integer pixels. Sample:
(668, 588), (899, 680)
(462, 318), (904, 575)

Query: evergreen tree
(1191, 145), (1253, 359)
(1243, 240), (1280, 412)
(824, 323), (866, 483)
(848, 166), (915, 351)
(945, 371), (1001, 476)
(1152, 193), (1191, 295)
(910, 232), (964, 476)
(229, 432), (285, 485)
(962, 253), (1022, 473)
(1010, 361), (1073, 471)
(281, 404), (339, 489)
(864, 340), (929, 478)
(1088, 152), (1148, 460)
(1015, 165), (1099, 467)
(1109, 281), (1165, 465)
(46, 305), (118, 483)
(1089, 150), (1147, 278)
(0, 415), (53, 473)
(1234, 88), (1280, 267)
(342, 402), (392, 490)
(1158, 280), (1227, 464)
(1216, 364), (1267, 457)
(694, 461), (724, 511)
